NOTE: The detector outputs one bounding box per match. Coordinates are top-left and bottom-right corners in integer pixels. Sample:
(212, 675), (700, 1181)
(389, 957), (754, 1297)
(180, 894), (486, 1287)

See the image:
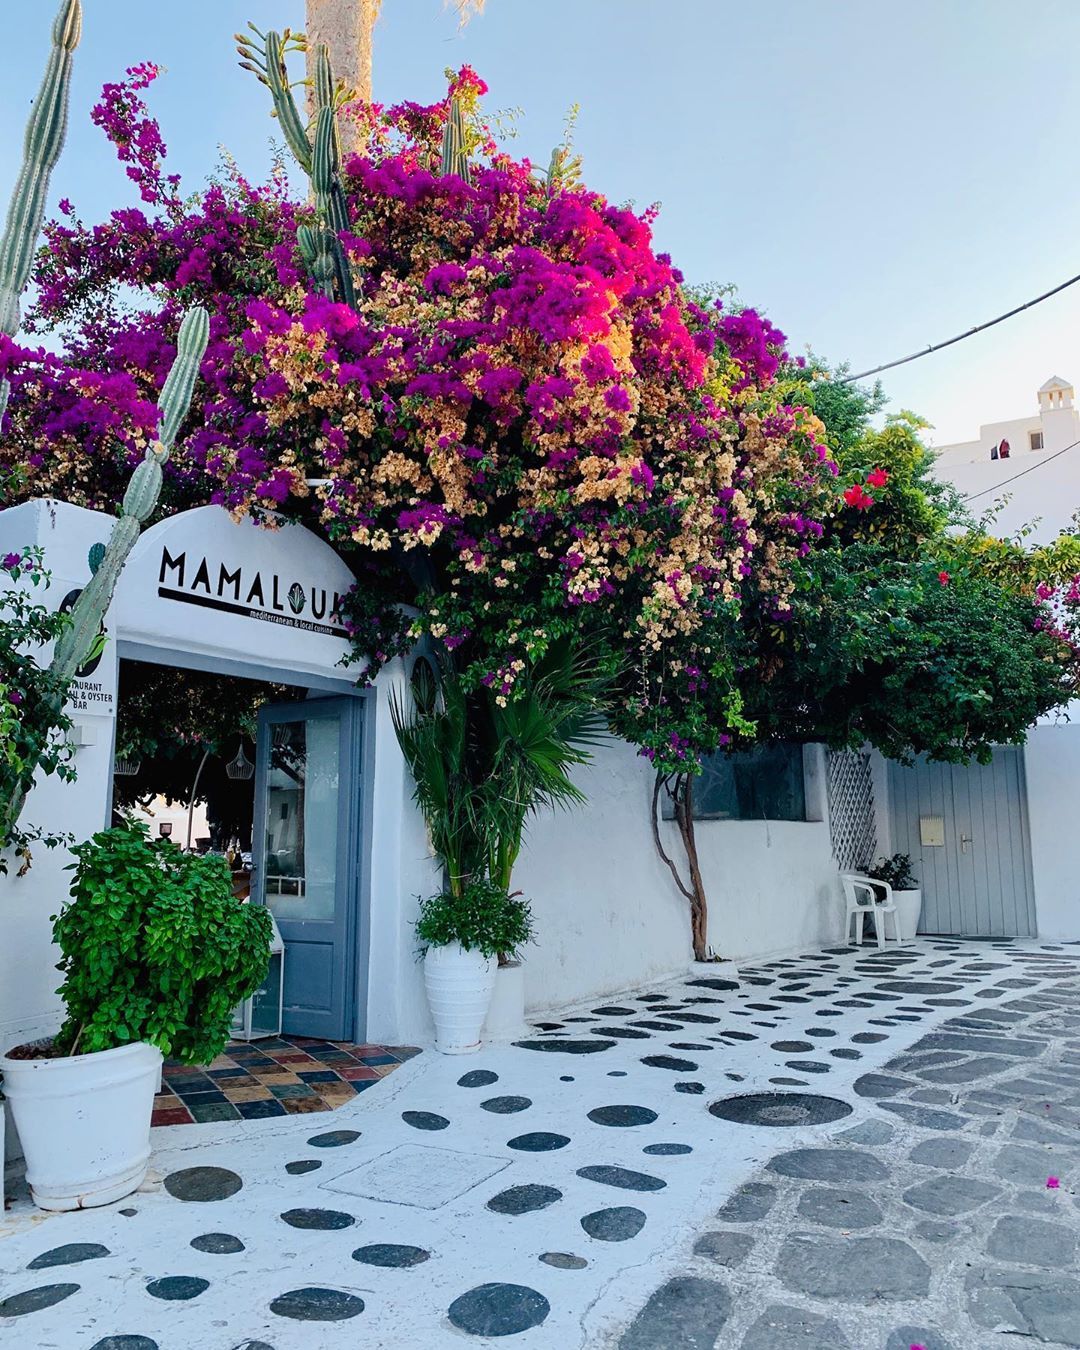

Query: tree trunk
(306, 0), (376, 156)
(650, 771), (712, 962)
(672, 776), (709, 961)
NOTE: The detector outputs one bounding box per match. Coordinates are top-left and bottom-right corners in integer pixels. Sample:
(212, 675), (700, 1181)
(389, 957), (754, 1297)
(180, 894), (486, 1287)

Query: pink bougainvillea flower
(842, 483), (875, 510)
(1047, 1176), (1060, 1189)
(938, 571), (951, 585)
(866, 466), (889, 487)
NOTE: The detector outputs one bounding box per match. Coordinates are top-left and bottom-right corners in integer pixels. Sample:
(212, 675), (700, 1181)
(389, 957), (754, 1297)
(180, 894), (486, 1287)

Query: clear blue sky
(4, 0), (1080, 447)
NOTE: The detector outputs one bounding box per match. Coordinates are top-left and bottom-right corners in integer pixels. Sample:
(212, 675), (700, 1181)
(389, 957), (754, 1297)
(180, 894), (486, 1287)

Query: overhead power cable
(840, 270), (1080, 385)
(961, 435), (1080, 503)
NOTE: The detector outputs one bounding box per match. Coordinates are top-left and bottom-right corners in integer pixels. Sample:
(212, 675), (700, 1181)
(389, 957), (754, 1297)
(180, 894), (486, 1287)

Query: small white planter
(424, 941), (496, 1055)
(483, 961), (528, 1042)
(0, 1039), (162, 1211)
(893, 888), (923, 941)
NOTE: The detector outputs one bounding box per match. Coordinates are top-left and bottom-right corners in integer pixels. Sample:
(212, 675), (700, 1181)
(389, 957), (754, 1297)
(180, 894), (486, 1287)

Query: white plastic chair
(842, 873), (902, 948)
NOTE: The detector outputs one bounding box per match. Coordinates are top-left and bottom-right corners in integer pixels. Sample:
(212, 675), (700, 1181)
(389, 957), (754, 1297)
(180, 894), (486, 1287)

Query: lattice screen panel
(826, 749), (876, 871)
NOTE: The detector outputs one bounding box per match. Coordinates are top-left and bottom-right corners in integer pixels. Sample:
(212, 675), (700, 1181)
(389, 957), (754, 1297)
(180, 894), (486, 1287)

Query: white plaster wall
(694, 816), (845, 960)
(0, 502), (122, 1161)
(931, 401), (1080, 544)
(513, 738), (845, 1015)
(511, 739), (692, 1013)
(360, 658), (440, 1047)
(1023, 721), (1080, 941)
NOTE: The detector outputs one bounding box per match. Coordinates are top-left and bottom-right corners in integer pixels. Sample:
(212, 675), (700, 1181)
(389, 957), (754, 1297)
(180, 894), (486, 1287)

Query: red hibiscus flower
(938, 570), (950, 585)
(843, 483), (875, 510)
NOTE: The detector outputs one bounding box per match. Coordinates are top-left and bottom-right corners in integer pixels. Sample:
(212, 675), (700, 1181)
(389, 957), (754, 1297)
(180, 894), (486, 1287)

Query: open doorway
(112, 659), (365, 1040)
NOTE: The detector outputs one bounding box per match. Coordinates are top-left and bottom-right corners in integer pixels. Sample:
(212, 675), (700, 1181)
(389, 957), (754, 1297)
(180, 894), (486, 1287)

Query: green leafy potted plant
(1, 823), (272, 1210)
(868, 852), (922, 940)
(416, 878), (534, 1054)
(392, 642), (606, 1051)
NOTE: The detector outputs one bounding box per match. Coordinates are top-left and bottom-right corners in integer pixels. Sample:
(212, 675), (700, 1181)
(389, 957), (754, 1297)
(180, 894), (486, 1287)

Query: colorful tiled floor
(153, 1036), (422, 1125)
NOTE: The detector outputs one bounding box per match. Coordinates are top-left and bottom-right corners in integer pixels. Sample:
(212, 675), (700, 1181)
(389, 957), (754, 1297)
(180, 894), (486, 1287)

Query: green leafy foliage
(415, 878), (534, 960)
(52, 822), (273, 1062)
(742, 546), (1076, 763)
(0, 548), (76, 869)
(868, 852), (918, 890)
(391, 640), (610, 900)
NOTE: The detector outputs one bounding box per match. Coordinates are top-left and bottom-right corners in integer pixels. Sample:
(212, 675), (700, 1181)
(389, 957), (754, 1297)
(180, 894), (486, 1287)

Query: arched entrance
(113, 506), (369, 1040)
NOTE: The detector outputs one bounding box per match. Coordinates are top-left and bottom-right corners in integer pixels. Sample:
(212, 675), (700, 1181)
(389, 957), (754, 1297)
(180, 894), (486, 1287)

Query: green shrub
(868, 852), (918, 891)
(416, 878), (534, 960)
(52, 822), (272, 1063)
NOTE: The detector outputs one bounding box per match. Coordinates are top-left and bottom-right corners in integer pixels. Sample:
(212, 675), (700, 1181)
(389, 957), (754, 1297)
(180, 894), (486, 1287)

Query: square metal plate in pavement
(320, 1143), (512, 1208)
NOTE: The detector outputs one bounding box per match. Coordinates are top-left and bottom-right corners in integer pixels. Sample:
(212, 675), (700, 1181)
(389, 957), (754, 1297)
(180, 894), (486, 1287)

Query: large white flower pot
(483, 960), (528, 1041)
(0, 1040), (162, 1211)
(424, 941), (496, 1055)
(893, 888), (923, 941)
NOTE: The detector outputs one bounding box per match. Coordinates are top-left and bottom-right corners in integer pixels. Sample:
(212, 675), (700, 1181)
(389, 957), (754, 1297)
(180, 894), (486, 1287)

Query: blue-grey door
(253, 697), (362, 1039)
(887, 749), (1036, 937)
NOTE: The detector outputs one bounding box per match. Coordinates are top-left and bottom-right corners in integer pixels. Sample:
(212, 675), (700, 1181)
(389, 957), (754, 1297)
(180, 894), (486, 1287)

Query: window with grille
(1029, 430), (1044, 451)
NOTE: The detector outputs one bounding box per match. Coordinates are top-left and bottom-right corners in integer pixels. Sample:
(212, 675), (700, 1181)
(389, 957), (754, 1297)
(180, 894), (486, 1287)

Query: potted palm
(868, 853), (922, 940)
(393, 642), (608, 1051)
(1, 823), (272, 1210)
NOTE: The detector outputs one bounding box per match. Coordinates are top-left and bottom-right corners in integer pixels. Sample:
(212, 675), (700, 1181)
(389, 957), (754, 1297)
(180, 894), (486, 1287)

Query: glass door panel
(253, 697), (362, 1040)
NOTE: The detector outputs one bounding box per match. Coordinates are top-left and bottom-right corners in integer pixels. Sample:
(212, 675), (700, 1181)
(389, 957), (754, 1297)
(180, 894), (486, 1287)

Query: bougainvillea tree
(5, 37), (1075, 955)
(1, 52), (836, 780)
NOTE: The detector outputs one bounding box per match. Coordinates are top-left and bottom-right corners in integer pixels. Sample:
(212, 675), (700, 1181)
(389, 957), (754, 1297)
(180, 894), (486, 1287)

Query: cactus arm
(0, 0), (82, 421)
(440, 95), (471, 184)
(49, 305), (209, 687)
(237, 27), (312, 174)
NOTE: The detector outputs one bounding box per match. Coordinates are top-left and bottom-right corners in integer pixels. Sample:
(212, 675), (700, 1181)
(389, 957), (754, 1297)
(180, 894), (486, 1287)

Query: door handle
(960, 834), (973, 853)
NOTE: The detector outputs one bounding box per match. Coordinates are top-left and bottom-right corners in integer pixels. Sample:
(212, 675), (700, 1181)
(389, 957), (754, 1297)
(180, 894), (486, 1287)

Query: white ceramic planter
(893, 888), (923, 941)
(0, 1040), (162, 1211)
(424, 941), (496, 1055)
(483, 960), (528, 1041)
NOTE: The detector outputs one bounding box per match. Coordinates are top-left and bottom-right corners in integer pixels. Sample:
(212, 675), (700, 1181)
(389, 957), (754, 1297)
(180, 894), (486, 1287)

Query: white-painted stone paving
(2, 938), (1078, 1348)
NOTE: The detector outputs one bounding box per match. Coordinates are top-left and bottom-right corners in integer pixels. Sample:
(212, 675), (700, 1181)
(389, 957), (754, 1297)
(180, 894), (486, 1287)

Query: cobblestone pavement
(616, 946), (1080, 1349)
(1, 939), (1078, 1348)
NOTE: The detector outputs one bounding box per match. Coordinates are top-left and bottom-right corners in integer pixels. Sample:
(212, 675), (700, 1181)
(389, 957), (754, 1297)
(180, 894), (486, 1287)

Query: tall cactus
(239, 30), (358, 307)
(240, 31), (476, 305)
(235, 26), (313, 173)
(1, 0), (210, 850)
(440, 95), (471, 184)
(49, 307), (210, 686)
(0, 0), (81, 422)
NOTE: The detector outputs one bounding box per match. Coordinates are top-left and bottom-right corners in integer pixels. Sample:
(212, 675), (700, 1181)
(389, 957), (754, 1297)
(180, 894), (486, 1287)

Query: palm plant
(391, 640), (611, 925)
(390, 658), (485, 900)
(482, 639), (610, 894)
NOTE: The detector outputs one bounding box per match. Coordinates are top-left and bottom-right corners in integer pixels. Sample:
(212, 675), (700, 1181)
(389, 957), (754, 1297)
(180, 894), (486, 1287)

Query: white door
(887, 749), (1037, 937)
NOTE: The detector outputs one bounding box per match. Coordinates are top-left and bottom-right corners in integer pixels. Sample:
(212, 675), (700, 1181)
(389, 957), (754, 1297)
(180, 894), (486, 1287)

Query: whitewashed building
(860, 376), (1080, 947)
(0, 499), (846, 1103)
(2, 481), (1078, 1167)
(931, 375), (1080, 542)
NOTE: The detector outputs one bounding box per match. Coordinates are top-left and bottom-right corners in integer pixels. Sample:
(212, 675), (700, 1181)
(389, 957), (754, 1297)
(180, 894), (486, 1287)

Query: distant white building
(931, 376), (1080, 542)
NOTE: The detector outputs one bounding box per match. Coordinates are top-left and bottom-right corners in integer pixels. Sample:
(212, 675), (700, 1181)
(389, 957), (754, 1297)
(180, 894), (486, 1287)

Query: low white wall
(1024, 721), (1080, 940)
(695, 816), (845, 960)
(512, 740), (692, 1012)
(514, 739), (845, 1014)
